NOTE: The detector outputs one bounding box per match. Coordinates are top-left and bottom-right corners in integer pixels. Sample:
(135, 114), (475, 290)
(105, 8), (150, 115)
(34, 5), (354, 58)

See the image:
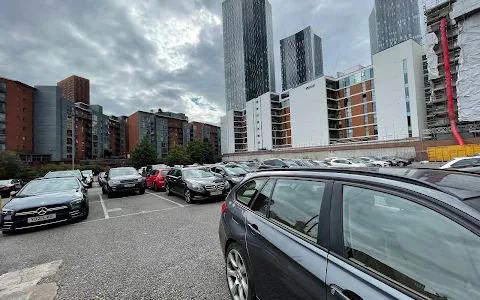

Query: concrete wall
(290, 77), (330, 147)
(223, 146), (416, 162)
(373, 39), (425, 139)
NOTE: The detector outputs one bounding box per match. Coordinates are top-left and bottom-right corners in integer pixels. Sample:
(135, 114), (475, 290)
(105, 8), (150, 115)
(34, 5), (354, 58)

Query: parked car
(440, 156), (480, 169)
(102, 167), (145, 198)
(329, 158), (367, 168)
(165, 167), (230, 203)
(209, 164), (249, 186)
(348, 158), (376, 167)
(98, 172), (106, 187)
(291, 159), (316, 167)
(258, 158), (300, 169)
(219, 167), (480, 300)
(145, 168), (170, 192)
(356, 156), (390, 167)
(81, 170), (94, 188)
(376, 156), (411, 167)
(44, 170), (89, 187)
(1, 177), (89, 233)
(454, 165), (480, 174)
(144, 164), (168, 176)
(0, 179), (22, 198)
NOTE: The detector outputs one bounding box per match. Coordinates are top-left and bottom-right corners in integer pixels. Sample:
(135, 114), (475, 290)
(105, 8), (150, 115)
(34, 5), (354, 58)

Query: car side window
(268, 179), (325, 241)
(236, 178), (267, 206)
(342, 185), (480, 300)
(263, 160), (274, 166)
(251, 179), (275, 215)
(273, 160), (284, 167)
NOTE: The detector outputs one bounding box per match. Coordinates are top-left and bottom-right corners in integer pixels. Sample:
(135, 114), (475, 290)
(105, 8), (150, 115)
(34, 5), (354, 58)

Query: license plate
(27, 214), (56, 223)
(124, 184), (135, 188)
(210, 190), (222, 196)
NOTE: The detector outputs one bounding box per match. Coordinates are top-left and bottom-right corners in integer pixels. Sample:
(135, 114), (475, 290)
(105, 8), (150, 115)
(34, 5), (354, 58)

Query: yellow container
(427, 144), (480, 162)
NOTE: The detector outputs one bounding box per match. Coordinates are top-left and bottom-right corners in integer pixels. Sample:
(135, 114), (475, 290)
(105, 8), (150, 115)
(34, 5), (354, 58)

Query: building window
(23, 117), (26, 122)
(16, 136), (19, 140)
(23, 108), (26, 112)
(16, 107), (20, 111)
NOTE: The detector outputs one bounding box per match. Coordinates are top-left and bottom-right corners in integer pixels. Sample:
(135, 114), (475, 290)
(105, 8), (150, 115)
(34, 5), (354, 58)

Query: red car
(145, 168), (170, 192)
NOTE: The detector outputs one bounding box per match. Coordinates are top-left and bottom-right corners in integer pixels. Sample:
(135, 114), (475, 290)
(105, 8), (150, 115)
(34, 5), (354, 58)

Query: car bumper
(1, 205), (88, 232)
(190, 189), (230, 201)
(110, 183), (145, 192)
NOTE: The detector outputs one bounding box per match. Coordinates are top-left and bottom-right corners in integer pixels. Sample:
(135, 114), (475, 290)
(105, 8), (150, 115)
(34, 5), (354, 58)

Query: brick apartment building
(57, 75), (90, 105)
(189, 121), (221, 157)
(0, 77), (35, 157)
(108, 116), (128, 157)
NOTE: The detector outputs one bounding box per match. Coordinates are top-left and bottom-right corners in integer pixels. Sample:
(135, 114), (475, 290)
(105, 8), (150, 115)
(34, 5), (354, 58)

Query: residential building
(127, 109), (188, 161)
(373, 39), (426, 140)
(0, 77), (35, 155)
(280, 26), (323, 91)
(222, 0), (276, 111)
(89, 105), (106, 159)
(33, 86), (76, 161)
(109, 116), (127, 157)
(57, 75), (90, 105)
(222, 109), (247, 154)
(369, 0), (422, 55)
(189, 121), (221, 157)
(423, 0), (480, 139)
(74, 103), (92, 160)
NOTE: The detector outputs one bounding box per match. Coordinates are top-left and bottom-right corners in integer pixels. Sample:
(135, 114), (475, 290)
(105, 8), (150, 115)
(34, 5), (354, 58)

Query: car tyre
(139, 188), (145, 195)
(154, 182), (159, 192)
(165, 184), (172, 196)
(102, 186), (107, 194)
(81, 206), (90, 220)
(398, 161), (405, 167)
(107, 188), (116, 198)
(225, 243), (255, 300)
(184, 188), (194, 204)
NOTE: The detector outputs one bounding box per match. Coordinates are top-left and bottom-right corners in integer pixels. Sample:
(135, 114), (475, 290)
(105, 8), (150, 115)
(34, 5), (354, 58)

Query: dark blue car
(219, 168), (480, 300)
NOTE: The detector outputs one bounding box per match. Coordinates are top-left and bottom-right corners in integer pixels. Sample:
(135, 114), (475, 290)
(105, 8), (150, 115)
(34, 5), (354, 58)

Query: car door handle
(247, 224), (259, 234)
(330, 285), (354, 300)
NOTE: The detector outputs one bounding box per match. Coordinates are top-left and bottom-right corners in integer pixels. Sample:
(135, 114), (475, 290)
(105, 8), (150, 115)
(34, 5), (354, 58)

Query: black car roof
(252, 167), (480, 201)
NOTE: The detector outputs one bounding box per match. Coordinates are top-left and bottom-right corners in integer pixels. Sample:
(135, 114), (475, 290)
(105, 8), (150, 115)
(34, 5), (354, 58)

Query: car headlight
(109, 180), (121, 185)
(232, 177), (242, 183)
(224, 181), (231, 190)
(1, 208), (14, 216)
(191, 183), (204, 191)
(70, 198), (84, 205)
(137, 178), (144, 182)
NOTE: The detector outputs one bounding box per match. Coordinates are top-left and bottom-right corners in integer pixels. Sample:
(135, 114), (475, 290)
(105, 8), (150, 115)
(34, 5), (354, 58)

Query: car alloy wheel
(184, 189), (192, 203)
(226, 248), (249, 300)
(165, 184), (171, 196)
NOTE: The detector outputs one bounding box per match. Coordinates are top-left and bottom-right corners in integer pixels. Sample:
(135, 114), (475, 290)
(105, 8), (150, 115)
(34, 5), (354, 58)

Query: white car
(440, 156), (480, 169)
(329, 158), (367, 168)
(357, 157), (391, 167)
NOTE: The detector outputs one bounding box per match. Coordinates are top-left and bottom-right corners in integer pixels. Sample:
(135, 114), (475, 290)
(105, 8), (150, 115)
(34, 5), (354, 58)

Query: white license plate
(124, 184), (135, 187)
(210, 190), (222, 196)
(27, 214), (56, 223)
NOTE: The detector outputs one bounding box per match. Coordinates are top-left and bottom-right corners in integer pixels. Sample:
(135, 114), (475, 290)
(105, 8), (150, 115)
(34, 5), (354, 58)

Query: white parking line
(98, 194), (110, 219)
(107, 208), (122, 213)
(78, 205), (190, 225)
(146, 191), (184, 207)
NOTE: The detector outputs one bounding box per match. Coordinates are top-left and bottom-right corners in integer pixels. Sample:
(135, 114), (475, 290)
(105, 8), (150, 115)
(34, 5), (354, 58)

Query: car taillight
(221, 202), (227, 213)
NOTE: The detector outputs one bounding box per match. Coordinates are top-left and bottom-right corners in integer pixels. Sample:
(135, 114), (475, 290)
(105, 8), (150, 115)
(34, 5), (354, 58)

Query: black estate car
(165, 167), (230, 203)
(102, 167), (145, 198)
(1, 177), (89, 233)
(219, 167), (480, 300)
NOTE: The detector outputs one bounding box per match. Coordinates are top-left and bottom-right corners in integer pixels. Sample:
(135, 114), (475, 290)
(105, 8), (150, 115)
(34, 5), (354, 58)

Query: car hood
(110, 175), (142, 181)
(4, 190), (82, 211)
(187, 177), (225, 185)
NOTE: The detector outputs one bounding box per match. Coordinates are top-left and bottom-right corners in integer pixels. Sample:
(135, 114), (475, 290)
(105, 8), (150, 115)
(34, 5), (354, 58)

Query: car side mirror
(10, 191), (17, 198)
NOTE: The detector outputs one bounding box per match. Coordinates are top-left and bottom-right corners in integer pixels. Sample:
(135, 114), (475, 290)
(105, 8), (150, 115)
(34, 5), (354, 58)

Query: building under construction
(423, 0), (480, 141)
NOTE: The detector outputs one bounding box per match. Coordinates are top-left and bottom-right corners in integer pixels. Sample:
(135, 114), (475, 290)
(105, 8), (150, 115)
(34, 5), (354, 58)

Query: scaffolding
(422, 0), (480, 139)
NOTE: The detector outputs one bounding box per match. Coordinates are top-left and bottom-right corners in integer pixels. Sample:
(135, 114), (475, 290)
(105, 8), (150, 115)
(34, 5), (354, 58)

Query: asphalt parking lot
(0, 184), (230, 300)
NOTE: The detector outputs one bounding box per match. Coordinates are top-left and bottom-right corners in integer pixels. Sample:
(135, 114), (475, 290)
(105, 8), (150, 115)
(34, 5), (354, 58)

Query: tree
(185, 140), (215, 164)
(0, 150), (28, 180)
(164, 145), (189, 166)
(130, 137), (158, 169)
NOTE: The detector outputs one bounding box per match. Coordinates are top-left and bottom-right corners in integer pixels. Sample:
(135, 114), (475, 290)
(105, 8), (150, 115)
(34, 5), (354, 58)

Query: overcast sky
(0, 0), (382, 125)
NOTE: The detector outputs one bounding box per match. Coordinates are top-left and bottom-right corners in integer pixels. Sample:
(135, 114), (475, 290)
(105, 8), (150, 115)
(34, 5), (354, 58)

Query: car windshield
(82, 170), (93, 175)
(44, 170), (81, 179)
(225, 166), (248, 175)
(18, 178), (80, 197)
(183, 169), (214, 179)
(349, 158), (363, 163)
(283, 160), (299, 166)
(109, 168), (138, 177)
(0, 180), (11, 185)
(152, 164), (168, 170)
(237, 163), (250, 171)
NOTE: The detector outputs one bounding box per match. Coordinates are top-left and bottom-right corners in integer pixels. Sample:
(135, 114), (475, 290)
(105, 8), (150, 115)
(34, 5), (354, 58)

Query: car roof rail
(252, 167), (466, 200)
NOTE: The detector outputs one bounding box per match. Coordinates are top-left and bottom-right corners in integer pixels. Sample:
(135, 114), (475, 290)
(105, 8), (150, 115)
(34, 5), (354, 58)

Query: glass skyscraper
(369, 0), (422, 55)
(223, 0), (276, 111)
(280, 26), (324, 91)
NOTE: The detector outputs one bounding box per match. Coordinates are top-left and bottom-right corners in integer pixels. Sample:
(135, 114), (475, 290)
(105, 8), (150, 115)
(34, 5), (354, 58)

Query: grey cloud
(0, 0), (376, 124)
